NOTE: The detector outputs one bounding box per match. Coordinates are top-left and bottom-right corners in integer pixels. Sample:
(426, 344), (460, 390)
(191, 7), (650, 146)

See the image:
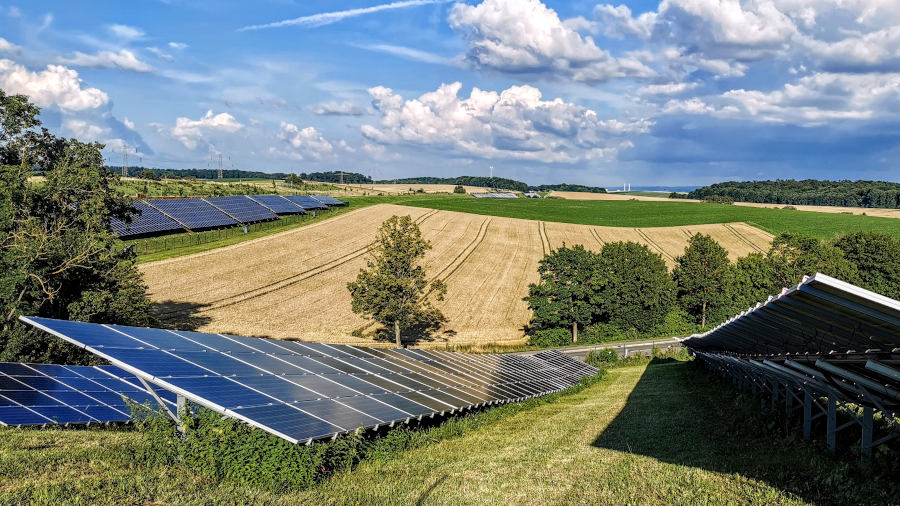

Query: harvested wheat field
(549, 190), (900, 218)
(141, 204), (773, 346)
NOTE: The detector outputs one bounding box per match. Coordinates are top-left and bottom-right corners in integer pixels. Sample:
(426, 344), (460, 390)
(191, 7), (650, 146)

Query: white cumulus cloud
(171, 110), (243, 149)
(60, 49), (153, 72)
(312, 101), (367, 116)
(271, 122), (337, 160)
(0, 59), (108, 111)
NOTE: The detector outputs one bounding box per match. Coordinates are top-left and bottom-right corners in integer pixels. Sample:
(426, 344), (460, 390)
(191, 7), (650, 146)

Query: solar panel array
(203, 196), (278, 224)
(284, 195), (328, 210)
(311, 195), (347, 206)
(147, 198), (238, 229)
(472, 192), (519, 199)
(111, 200), (185, 237)
(0, 362), (175, 426)
(21, 317), (598, 444)
(248, 195), (307, 215)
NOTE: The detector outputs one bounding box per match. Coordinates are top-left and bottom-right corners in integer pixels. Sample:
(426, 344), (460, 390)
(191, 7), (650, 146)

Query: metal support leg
(803, 390), (812, 440)
(784, 387), (793, 431)
(177, 395), (187, 419)
(861, 406), (873, 461)
(827, 397), (837, 454)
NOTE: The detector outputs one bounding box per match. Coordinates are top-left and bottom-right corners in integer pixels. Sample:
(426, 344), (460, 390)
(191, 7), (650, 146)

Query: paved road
(515, 337), (684, 361)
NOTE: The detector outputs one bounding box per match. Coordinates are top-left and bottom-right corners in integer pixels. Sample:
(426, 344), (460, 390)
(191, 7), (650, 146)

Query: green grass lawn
(399, 195), (900, 239)
(1, 360), (890, 504)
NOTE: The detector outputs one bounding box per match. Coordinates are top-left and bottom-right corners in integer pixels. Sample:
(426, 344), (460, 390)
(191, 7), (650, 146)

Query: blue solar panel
(203, 196), (278, 224)
(283, 195), (328, 210)
(146, 198), (237, 230)
(247, 195), (308, 215)
(111, 200), (184, 237)
(0, 362), (174, 427)
(20, 317), (597, 444)
(311, 195), (347, 206)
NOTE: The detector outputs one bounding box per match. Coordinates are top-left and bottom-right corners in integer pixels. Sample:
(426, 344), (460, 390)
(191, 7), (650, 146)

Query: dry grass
(142, 204), (773, 346)
(550, 190), (900, 219)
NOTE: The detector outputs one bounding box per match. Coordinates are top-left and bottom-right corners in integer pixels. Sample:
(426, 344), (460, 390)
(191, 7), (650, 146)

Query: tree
(673, 234), (733, 327)
(593, 242), (675, 332)
(0, 92), (154, 363)
(139, 168), (159, 180)
(767, 233), (858, 288)
(453, 185), (466, 194)
(834, 232), (900, 299)
(731, 252), (779, 311)
(347, 215), (446, 346)
(524, 244), (600, 342)
(0, 90), (40, 165)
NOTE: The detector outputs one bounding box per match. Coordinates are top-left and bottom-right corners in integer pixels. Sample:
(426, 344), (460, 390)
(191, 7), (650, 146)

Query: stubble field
(141, 204), (772, 346)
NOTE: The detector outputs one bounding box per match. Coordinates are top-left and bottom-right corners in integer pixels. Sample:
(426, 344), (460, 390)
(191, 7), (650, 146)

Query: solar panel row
(21, 317), (598, 444)
(284, 195), (328, 210)
(0, 362), (175, 427)
(110, 200), (185, 237)
(203, 196), (278, 224)
(247, 195), (308, 215)
(472, 192), (518, 199)
(311, 195), (347, 206)
(147, 198), (238, 230)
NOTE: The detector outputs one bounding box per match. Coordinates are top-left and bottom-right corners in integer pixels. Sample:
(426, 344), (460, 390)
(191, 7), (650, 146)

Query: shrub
(526, 328), (571, 347)
(453, 185), (466, 194)
(650, 308), (699, 338)
(585, 348), (619, 367)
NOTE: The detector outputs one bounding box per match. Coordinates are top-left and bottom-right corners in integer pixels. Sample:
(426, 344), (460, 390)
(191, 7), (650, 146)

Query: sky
(1, 0), (898, 186)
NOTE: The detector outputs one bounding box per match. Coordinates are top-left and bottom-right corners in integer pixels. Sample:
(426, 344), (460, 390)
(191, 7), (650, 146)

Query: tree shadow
(150, 300), (212, 331)
(592, 359), (892, 504)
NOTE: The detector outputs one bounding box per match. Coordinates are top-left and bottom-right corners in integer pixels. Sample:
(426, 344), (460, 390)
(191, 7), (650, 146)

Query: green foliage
(453, 185), (466, 194)
(380, 176), (528, 192)
(526, 327), (571, 347)
(688, 179), (900, 209)
(0, 93), (153, 364)
(347, 215), (446, 345)
(0, 90), (40, 165)
(114, 178), (270, 197)
(137, 169), (159, 180)
(767, 233), (858, 288)
(529, 183), (607, 193)
(833, 232), (900, 299)
(700, 195), (734, 204)
(594, 241), (675, 332)
(731, 252), (779, 311)
(301, 170), (372, 184)
(524, 244), (600, 341)
(585, 348), (619, 367)
(673, 234), (734, 327)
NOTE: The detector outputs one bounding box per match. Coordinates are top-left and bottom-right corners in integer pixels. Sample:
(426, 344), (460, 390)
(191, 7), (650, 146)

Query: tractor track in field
(590, 228), (605, 248)
(156, 209), (440, 318)
(538, 221), (551, 254)
(634, 228), (676, 263)
(724, 223), (766, 254)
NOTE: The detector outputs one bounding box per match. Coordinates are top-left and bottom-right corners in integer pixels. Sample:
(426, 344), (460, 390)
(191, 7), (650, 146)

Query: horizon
(2, 1), (899, 186)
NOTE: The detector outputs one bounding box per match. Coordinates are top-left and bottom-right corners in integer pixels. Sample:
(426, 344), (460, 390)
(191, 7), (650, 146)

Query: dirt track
(142, 204), (773, 346)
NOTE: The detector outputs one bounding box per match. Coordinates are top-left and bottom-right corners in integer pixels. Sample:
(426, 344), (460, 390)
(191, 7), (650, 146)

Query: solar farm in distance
(112, 194), (345, 238)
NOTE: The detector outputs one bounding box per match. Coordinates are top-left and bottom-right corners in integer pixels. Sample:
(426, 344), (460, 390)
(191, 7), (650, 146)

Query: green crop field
(399, 195), (900, 239)
(0, 359), (890, 504)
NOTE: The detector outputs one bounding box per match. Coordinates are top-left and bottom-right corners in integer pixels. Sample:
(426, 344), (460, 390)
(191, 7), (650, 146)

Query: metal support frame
(137, 376), (180, 426)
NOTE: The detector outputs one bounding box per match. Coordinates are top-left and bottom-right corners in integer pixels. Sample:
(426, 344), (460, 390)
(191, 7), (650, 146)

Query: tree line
(529, 184), (607, 193)
(525, 231), (900, 347)
(682, 179), (900, 208)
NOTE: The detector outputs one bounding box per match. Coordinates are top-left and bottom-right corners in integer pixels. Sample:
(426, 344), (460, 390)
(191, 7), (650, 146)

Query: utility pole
(490, 165), (493, 179)
(218, 154), (223, 179)
(339, 170), (344, 185)
(122, 145), (128, 177)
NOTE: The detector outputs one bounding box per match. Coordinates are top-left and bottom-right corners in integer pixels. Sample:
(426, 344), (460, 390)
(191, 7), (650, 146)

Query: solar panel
(203, 196), (278, 224)
(146, 198), (237, 230)
(311, 195), (347, 206)
(0, 362), (175, 427)
(471, 192), (518, 199)
(283, 195), (328, 210)
(20, 317), (598, 444)
(111, 200), (184, 237)
(247, 195), (308, 215)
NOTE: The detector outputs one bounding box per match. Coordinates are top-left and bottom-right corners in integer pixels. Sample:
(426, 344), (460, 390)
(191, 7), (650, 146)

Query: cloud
(60, 49), (153, 72)
(0, 59), (108, 111)
(448, 0), (653, 84)
(170, 110), (243, 149)
(312, 100), (368, 116)
(636, 82), (699, 97)
(168, 41), (189, 50)
(107, 24), (145, 41)
(0, 37), (20, 54)
(271, 122), (335, 160)
(238, 0), (450, 31)
(146, 46), (174, 61)
(361, 82), (651, 162)
(63, 118), (106, 140)
(359, 44), (451, 65)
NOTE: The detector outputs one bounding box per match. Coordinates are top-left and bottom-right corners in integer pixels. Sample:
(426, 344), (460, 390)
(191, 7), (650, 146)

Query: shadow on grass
(592, 358), (897, 504)
(150, 301), (212, 331)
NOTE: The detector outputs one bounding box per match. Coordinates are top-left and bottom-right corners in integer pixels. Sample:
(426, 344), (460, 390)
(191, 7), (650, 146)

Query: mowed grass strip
(400, 195), (900, 239)
(2, 361), (888, 504)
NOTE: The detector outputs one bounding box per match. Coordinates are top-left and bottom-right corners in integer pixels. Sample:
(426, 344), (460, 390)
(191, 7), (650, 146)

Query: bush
(453, 185), (466, 194)
(585, 348), (619, 367)
(526, 328), (571, 347)
(650, 308), (699, 338)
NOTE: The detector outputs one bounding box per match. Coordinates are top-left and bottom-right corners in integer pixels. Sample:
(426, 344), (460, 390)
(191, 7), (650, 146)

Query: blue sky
(1, 0), (898, 186)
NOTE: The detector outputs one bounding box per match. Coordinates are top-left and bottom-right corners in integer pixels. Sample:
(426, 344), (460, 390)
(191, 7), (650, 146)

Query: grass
(1, 359), (892, 504)
(399, 195), (900, 240)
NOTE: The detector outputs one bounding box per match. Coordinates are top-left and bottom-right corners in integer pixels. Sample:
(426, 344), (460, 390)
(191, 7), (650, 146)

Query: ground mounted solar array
(682, 273), (900, 456)
(20, 317), (597, 444)
(147, 198), (238, 230)
(0, 362), (175, 427)
(311, 195), (347, 206)
(284, 195), (329, 210)
(248, 195), (308, 215)
(472, 192), (518, 199)
(110, 200), (184, 237)
(203, 196), (278, 224)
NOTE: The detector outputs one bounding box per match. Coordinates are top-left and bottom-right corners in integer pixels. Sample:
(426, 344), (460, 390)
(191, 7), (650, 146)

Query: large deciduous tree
(833, 232), (900, 299)
(673, 234), (733, 327)
(524, 244), (600, 342)
(0, 91), (154, 363)
(347, 215), (446, 346)
(767, 233), (858, 288)
(593, 241), (675, 332)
